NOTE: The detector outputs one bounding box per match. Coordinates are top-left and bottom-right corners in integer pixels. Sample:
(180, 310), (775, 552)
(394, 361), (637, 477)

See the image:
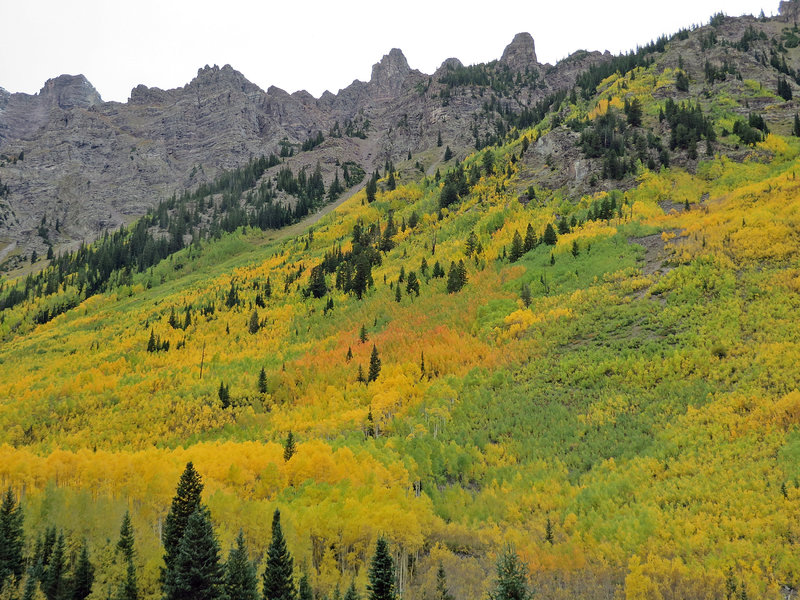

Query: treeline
(0, 154), (363, 323)
(0, 465), (534, 600)
(438, 61), (541, 97)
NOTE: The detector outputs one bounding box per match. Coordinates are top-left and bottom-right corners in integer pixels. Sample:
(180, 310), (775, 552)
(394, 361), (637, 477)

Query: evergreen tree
(0, 488), (25, 587)
(509, 231), (524, 262)
(164, 507), (225, 600)
(571, 240), (580, 257)
(386, 171), (396, 191)
(117, 560), (138, 600)
(365, 176), (377, 203)
(545, 518), (554, 544)
(308, 266), (328, 299)
(70, 542), (94, 600)
(793, 113), (800, 137)
(523, 225), (536, 252)
(22, 574), (39, 600)
(162, 463), (204, 584)
(218, 382), (231, 409)
(343, 581), (359, 600)
(437, 131), (443, 147)
(42, 532), (67, 600)
(357, 365), (365, 384)
(542, 224), (557, 246)
(249, 309), (260, 334)
(366, 538), (394, 600)
(368, 345), (381, 382)
(434, 564), (453, 600)
(265, 277), (272, 299)
(147, 330), (157, 353)
(258, 368), (268, 394)
(406, 272), (419, 297)
(262, 510), (295, 600)
(395, 285), (402, 303)
(283, 432), (296, 462)
(117, 511), (135, 562)
(298, 574), (313, 600)
(488, 546), (530, 600)
(225, 531), (258, 600)
(359, 325), (368, 344)
(520, 283), (531, 308)
(443, 146), (453, 161)
(346, 347), (353, 362)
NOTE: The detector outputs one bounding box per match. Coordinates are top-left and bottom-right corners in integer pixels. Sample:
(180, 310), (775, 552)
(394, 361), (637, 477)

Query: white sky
(0, 0), (776, 102)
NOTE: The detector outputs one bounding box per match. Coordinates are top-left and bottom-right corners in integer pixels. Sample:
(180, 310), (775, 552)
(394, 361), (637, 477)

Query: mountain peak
(370, 48), (411, 94)
(39, 74), (102, 109)
(501, 32), (537, 70)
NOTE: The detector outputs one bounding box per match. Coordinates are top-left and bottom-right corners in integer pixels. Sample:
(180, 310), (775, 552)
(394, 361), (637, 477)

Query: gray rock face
(780, 0), (800, 21)
(501, 32), (538, 70)
(0, 36), (608, 264)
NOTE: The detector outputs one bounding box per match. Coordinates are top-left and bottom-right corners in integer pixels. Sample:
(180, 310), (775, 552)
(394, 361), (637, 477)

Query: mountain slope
(4, 6), (800, 600)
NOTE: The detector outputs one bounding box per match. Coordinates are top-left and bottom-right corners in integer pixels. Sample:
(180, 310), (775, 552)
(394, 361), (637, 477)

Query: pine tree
(343, 581), (359, 600)
(0, 488), (25, 587)
(21, 574), (39, 600)
(70, 542), (94, 600)
(366, 407), (376, 437)
(395, 284), (402, 303)
(368, 345), (381, 382)
(434, 564), (453, 600)
(117, 560), (138, 600)
(545, 518), (554, 544)
(225, 531), (258, 600)
(117, 511), (135, 562)
(298, 573), (313, 600)
(523, 224), (536, 252)
(262, 510), (295, 600)
(359, 325), (368, 344)
(42, 532), (67, 600)
(571, 240), (579, 257)
(258, 368), (268, 394)
(543, 223), (557, 246)
(147, 329), (156, 353)
(162, 463), (204, 584)
(387, 171), (396, 191)
(520, 283), (531, 308)
(443, 146), (453, 161)
(794, 113), (800, 137)
(366, 538), (394, 600)
(509, 231), (524, 262)
(436, 131), (443, 147)
(164, 507), (225, 600)
(488, 546), (530, 600)
(366, 176), (377, 203)
(346, 347), (353, 362)
(406, 272), (419, 297)
(283, 432), (296, 462)
(265, 277), (272, 299)
(357, 365), (365, 384)
(249, 309), (260, 334)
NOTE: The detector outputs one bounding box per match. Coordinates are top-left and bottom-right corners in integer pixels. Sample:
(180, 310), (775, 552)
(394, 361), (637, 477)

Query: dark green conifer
(298, 573), (313, 600)
(488, 545), (531, 600)
(395, 285), (402, 303)
(543, 224), (557, 246)
(249, 309), (260, 334)
(0, 488), (25, 586)
(366, 538), (394, 600)
(368, 345), (381, 382)
(406, 272), (419, 297)
(225, 531), (258, 600)
(283, 432), (296, 462)
(509, 231), (524, 262)
(162, 463), (204, 583)
(117, 511), (135, 562)
(70, 542), (94, 600)
(117, 560), (138, 600)
(435, 564), (453, 600)
(262, 510), (295, 600)
(42, 532), (67, 600)
(258, 368), (268, 394)
(164, 506), (225, 600)
(523, 224), (536, 252)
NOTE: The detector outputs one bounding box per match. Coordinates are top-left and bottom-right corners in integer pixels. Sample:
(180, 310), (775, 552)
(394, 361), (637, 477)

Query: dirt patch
(629, 229), (681, 277)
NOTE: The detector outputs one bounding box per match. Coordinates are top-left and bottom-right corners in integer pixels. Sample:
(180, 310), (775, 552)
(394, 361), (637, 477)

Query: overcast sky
(0, 0), (776, 102)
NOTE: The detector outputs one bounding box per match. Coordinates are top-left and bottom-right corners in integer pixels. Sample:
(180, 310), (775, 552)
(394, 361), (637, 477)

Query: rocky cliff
(0, 34), (607, 266)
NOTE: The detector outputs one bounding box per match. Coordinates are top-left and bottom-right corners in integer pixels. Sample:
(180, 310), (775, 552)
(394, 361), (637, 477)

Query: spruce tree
(298, 573), (313, 600)
(359, 324), (368, 344)
(117, 560), (138, 600)
(395, 284), (402, 303)
(343, 581), (359, 600)
(509, 231), (524, 262)
(162, 463), (204, 584)
(523, 224), (536, 253)
(258, 368), (268, 394)
(42, 532), (66, 600)
(387, 171), (396, 191)
(368, 345), (381, 382)
(357, 365), (365, 384)
(794, 113), (800, 137)
(21, 574), (39, 600)
(406, 272), (419, 297)
(70, 542), (94, 600)
(283, 432), (296, 462)
(543, 224), (557, 246)
(435, 564), (453, 600)
(0, 487), (25, 587)
(249, 309), (260, 334)
(488, 546), (530, 600)
(117, 511), (135, 562)
(366, 538), (394, 600)
(225, 531), (258, 600)
(262, 510), (295, 600)
(520, 283), (531, 308)
(164, 507), (225, 600)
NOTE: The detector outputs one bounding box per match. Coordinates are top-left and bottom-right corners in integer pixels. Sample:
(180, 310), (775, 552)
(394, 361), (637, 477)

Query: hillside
(3, 5), (800, 600)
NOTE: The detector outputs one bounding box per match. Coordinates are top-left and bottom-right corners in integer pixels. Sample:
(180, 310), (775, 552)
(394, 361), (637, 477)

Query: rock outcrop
(0, 35), (608, 265)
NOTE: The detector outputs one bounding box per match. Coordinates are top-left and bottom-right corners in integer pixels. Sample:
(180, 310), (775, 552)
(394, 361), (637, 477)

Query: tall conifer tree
(262, 510), (295, 600)
(162, 463), (204, 583)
